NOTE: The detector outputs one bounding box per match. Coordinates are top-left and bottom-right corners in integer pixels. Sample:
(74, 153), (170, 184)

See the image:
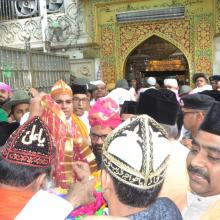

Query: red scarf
(0, 188), (34, 220)
(41, 95), (97, 189)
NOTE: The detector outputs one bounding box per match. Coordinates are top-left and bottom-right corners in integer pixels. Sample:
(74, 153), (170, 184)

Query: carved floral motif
(101, 61), (116, 83)
(119, 20), (190, 61)
(194, 14), (213, 74)
(0, 1), (83, 47)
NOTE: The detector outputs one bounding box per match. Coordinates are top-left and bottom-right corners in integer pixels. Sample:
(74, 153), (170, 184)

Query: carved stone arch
(122, 33), (191, 79)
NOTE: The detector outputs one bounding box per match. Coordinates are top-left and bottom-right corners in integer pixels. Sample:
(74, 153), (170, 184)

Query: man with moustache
(183, 102), (220, 219)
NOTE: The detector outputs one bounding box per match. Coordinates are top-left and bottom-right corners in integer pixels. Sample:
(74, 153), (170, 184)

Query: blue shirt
(128, 197), (183, 220)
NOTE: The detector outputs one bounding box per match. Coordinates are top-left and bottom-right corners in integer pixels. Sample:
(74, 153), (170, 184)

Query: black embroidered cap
(1, 117), (56, 168)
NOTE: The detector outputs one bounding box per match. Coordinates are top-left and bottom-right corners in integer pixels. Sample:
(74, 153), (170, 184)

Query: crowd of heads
(1, 71), (220, 219)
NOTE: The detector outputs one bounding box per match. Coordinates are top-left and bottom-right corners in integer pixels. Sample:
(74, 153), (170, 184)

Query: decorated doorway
(124, 35), (189, 87)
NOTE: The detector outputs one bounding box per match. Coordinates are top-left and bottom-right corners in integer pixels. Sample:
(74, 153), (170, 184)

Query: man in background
(88, 97), (121, 169)
(180, 93), (215, 149)
(191, 73), (212, 93)
(0, 82), (12, 107)
(90, 80), (108, 106)
(71, 83), (90, 133)
(4, 89), (30, 123)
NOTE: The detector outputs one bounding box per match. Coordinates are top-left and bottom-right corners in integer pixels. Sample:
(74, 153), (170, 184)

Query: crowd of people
(0, 71), (220, 219)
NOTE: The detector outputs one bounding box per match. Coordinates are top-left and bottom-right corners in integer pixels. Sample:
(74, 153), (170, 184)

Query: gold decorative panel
(194, 14), (213, 74)
(117, 19), (191, 79)
(87, 0), (219, 83)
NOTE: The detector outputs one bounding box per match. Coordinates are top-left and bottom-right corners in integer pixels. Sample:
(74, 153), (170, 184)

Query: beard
(91, 144), (103, 169)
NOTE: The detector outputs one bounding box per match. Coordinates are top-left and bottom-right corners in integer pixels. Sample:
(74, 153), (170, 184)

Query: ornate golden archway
(123, 34), (190, 84)
(116, 20), (192, 81)
(122, 33), (191, 77)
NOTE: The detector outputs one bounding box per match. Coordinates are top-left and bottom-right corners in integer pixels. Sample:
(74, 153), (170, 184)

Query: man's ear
(197, 111), (205, 122)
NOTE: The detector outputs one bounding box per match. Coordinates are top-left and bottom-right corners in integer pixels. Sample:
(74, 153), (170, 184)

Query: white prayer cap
(102, 115), (170, 190)
(146, 77), (156, 86)
(90, 80), (106, 86)
(164, 78), (178, 88)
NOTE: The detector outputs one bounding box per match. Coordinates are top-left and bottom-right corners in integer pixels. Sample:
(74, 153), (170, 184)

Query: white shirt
(129, 87), (137, 101)
(183, 192), (220, 220)
(15, 190), (73, 220)
(79, 111), (90, 133)
(191, 84), (212, 94)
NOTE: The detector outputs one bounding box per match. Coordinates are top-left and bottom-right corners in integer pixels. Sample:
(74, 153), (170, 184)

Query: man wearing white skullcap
(101, 115), (182, 219)
(164, 78), (180, 102)
(90, 80), (108, 106)
(138, 77), (157, 99)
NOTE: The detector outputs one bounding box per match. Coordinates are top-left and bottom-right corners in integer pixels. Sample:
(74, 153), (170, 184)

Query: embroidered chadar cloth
(40, 95), (97, 189)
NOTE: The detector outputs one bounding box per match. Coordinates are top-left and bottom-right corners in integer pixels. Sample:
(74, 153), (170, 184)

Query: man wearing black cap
(180, 94), (215, 149)
(183, 102), (220, 219)
(137, 89), (189, 210)
(71, 83), (90, 133)
(209, 75), (220, 90)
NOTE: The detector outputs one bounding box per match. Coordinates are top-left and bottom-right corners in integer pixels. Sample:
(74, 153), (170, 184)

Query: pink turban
(89, 97), (121, 129)
(0, 82), (12, 93)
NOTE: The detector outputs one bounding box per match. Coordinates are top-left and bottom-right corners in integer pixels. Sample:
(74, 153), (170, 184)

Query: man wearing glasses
(71, 83), (90, 133)
(88, 97), (122, 169)
(180, 93), (215, 149)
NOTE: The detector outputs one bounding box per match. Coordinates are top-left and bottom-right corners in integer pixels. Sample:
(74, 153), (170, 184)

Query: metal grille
(0, 0), (17, 21)
(0, 46), (70, 92)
